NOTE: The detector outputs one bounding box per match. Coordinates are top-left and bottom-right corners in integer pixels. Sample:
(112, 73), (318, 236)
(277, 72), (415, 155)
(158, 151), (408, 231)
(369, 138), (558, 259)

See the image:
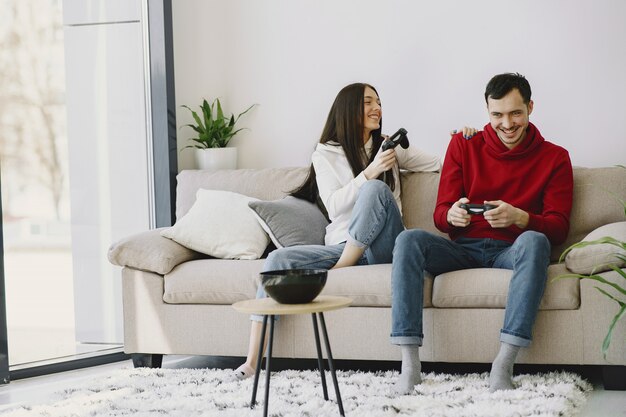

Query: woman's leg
(334, 180), (404, 268)
(234, 244), (346, 379)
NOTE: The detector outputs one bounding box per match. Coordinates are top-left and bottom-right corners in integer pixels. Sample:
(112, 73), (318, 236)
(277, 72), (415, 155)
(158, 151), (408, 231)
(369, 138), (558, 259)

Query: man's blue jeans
(252, 180), (405, 321)
(390, 229), (551, 347)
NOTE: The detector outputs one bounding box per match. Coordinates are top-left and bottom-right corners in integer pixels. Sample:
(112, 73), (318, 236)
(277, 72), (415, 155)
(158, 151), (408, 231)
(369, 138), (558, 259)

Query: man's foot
(489, 363), (514, 391)
(232, 363), (255, 381)
(393, 345), (422, 395)
(394, 369), (422, 395)
(489, 342), (519, 392)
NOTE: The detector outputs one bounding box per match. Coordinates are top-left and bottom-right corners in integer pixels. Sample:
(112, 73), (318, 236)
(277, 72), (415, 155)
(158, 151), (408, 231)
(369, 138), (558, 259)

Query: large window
(0, 0), (95, 367)
(0, 0), (175, 376)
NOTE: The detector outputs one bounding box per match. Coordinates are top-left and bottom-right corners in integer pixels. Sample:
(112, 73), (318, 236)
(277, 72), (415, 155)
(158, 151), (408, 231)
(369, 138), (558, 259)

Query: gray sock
(394, 345), (422, 395)
(489, 342), (520, 392)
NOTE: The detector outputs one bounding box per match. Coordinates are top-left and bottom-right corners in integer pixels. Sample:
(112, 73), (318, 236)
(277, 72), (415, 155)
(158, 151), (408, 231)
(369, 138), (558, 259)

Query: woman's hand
(363, 148), (397, 179)
(450, 126), (478, 140)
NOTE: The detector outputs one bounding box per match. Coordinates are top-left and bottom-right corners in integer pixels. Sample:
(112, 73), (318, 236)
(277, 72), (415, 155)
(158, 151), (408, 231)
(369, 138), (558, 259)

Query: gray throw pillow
(108, 228), (204, 274)
(248, 196), (329, 248)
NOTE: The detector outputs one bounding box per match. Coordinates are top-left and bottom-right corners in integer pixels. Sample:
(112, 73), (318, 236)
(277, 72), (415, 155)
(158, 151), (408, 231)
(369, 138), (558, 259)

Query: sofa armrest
(580, 268), (626, 364)
(108, 227), (205, 275)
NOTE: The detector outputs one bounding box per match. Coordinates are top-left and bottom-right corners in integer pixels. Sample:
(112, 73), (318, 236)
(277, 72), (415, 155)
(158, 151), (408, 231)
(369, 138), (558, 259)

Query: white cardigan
(312, 139), (442, 245)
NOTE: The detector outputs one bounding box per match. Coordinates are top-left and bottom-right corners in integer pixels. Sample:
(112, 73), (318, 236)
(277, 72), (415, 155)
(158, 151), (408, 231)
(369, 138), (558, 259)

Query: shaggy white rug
(1, 368), (592, 417)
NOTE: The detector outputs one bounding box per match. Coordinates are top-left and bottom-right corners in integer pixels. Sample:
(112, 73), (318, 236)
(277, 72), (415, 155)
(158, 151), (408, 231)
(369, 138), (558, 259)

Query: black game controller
(460, 203), (498, 215)
(382, 128), (409, 151)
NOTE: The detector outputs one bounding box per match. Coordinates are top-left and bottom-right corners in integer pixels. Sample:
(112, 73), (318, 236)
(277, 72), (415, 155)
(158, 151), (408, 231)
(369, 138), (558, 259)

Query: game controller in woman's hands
(382, 128), (409, 151)
(460, 203), (498, 215)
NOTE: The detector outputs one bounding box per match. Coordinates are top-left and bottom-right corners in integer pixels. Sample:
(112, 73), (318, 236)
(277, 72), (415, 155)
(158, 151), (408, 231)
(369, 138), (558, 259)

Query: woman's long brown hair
(291, 83), (395, 209)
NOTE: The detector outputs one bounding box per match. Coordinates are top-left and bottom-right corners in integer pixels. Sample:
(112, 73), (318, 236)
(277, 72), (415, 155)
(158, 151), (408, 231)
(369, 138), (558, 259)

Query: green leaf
(201, 99), (213, 124)
(600, 302), (626, 359)
(216, 98), (224, 120)
(594, 285), (626, 307)
(234, 103), (257, 123)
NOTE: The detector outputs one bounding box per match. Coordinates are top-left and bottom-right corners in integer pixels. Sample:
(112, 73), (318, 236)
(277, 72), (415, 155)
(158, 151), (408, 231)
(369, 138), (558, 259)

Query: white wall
(173, 0), (626, 170)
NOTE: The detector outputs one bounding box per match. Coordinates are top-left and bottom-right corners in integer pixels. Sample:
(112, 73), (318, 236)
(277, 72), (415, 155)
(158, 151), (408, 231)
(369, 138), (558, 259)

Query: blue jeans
(252, 180), (404, 320)
(390, 229), (550, 347)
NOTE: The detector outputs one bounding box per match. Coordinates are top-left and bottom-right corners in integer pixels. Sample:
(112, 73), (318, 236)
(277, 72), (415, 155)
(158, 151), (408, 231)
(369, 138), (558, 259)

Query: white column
(63, 0), (152, 343)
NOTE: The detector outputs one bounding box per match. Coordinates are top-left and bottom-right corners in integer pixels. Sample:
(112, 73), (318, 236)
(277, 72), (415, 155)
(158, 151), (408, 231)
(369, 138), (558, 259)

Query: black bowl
(261, 269), (327, 304)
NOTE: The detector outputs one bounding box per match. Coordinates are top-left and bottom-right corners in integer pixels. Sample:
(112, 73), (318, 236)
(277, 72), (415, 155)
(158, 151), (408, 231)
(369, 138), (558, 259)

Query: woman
(233, 82), (475, 379)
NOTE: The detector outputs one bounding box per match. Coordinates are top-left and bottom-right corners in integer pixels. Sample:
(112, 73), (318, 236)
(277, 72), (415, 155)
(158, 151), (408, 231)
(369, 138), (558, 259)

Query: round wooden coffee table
(233, 295), (352, 417)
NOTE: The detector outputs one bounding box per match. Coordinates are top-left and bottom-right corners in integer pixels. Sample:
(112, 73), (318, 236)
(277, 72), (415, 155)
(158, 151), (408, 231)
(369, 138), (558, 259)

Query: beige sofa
(108, 166), (626, 388)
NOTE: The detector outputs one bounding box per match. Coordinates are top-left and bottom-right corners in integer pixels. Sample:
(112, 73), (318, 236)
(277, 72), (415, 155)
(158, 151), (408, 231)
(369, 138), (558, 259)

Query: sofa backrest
(176, 166), (626, 262)
(400, 166), (626, 261)
(176, 168), (309, 220)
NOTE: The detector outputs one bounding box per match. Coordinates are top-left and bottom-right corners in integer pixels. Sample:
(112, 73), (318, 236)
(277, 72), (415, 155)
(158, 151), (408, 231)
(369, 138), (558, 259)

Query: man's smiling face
(487, 88), (533, 150)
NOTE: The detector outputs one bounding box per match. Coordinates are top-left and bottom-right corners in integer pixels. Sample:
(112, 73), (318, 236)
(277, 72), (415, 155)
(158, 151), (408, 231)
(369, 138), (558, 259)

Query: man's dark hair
(484, 73), (532, 104)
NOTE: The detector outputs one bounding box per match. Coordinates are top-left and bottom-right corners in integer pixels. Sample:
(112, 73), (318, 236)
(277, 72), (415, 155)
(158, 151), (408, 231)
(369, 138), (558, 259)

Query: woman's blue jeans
(252, 180), (404, 321)
(389, 229), (551, 347)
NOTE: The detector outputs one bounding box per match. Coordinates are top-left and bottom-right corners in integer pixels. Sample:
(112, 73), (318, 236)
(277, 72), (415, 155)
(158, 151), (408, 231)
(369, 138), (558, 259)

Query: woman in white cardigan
(233, 82), (475, 380)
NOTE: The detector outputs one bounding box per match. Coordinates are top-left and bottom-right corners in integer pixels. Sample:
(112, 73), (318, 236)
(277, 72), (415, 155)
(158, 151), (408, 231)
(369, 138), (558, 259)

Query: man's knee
(395, 229), (432, 251)
(516, 231), (550, 252)
(514, 231), (551, 268)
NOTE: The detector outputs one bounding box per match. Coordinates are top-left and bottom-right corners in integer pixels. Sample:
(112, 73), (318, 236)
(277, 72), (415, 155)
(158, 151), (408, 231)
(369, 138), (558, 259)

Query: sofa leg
(131, 354), (163, 368)
(602, 365), (626, 390)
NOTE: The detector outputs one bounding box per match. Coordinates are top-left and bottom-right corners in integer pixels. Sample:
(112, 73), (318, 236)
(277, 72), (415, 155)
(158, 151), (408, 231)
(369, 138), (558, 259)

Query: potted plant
(182, 98), (255, 170)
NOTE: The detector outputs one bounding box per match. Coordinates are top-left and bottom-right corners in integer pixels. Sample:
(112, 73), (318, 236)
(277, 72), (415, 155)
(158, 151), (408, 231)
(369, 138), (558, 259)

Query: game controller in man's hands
(460, 203), (498, 215)
(382, 128), (409, 151)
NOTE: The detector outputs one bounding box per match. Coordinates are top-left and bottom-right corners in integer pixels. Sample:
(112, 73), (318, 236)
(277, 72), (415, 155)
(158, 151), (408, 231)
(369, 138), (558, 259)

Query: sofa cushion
(248, 196), (329, 248)
(108, 228), (204, 274)
(161, 189), (270, 260)
(565, 221), (626, 274)
(164, 259), (264, 304)
(431, 264), (580, 310)
(322, 264), (434, 308)
(163, 261), (434, 308)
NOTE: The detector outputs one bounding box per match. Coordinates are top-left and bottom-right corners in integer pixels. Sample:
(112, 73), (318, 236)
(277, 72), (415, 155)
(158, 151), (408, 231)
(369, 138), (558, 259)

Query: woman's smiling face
(363, 86), (381, 141)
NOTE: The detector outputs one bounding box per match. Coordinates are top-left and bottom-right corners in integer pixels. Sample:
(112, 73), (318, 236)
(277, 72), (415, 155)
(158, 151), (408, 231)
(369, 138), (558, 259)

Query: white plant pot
(194, 147), (238, 170)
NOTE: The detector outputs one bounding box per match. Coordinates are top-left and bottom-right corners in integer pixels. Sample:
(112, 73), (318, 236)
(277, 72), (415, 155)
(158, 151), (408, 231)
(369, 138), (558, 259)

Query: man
(390, 73), (573, 394)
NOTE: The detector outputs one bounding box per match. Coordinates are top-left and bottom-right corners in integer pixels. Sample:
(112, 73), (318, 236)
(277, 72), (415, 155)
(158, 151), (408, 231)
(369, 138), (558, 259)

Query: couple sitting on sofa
(232, 73), (574, 395)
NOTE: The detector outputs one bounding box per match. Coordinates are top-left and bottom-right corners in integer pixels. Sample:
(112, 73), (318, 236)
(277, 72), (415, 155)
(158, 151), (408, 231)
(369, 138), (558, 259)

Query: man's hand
(447, 197), (471, 227)
(363, 148), (397, 179)
(483, 200), (529, 229)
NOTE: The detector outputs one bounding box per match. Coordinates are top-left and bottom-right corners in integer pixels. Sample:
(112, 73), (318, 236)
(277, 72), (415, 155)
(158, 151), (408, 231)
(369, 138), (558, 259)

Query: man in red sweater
(390, 73), (574, 394)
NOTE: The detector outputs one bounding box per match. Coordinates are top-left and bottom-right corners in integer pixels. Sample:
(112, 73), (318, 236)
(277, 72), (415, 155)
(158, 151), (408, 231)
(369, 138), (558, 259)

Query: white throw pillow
(161, 189), (269, 260)
(565, 221), (626, 274)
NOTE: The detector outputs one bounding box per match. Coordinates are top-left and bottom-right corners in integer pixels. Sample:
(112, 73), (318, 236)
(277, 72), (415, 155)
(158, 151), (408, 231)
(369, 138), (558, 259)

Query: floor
(0, 356), (624, 416)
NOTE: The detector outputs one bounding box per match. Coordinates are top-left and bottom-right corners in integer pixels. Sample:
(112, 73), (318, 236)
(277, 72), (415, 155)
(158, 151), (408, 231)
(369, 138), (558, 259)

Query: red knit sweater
(434, 122), (573, 245)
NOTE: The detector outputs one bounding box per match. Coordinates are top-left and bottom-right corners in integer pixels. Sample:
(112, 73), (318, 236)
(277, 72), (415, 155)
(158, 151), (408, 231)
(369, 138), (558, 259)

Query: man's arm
(524, 151), (573, 244)
(434, 135), (467, 233)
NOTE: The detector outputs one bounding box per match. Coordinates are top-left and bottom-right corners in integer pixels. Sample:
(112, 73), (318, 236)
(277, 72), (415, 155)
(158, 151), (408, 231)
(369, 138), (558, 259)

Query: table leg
(250, 315), (268, 409)
(263, 315), (275, 417)
(312, 313), (329, 400)
(319, 312), (345, 416)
